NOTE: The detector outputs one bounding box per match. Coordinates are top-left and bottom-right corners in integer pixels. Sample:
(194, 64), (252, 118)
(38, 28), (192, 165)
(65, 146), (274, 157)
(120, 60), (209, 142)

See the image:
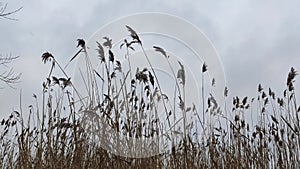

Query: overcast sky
(1, 0), (300, 119)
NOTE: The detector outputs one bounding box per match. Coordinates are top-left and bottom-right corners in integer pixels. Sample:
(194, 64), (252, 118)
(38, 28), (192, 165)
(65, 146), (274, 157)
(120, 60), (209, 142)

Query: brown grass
(1, 27), (299, 169)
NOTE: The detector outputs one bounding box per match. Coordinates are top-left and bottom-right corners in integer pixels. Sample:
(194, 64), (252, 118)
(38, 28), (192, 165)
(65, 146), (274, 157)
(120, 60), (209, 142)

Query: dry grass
(1, 26), (299, 169)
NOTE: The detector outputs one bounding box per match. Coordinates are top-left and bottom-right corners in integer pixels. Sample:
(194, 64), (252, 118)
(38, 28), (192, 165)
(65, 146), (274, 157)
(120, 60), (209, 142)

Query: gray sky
(1, 0), (300, 119)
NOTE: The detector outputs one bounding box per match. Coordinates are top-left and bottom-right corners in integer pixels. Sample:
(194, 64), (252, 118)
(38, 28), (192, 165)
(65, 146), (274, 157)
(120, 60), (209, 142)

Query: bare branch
(0, 68), (21, 87)
(0, 54), (19, 66)
(0, 2), (22, 21)
(0, 54), (21, 88)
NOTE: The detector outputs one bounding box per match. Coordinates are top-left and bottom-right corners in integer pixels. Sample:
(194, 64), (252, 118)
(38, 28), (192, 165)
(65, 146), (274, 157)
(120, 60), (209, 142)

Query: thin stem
(140, 45), (171, 128)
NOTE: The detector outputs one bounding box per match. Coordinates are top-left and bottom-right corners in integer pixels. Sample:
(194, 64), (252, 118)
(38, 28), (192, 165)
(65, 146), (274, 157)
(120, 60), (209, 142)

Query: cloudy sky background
(1, 0), (300, 119)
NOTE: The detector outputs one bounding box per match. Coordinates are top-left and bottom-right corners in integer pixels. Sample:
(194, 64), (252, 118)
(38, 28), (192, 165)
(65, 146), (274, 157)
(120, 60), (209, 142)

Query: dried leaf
(115, 60), (122, 72)
(153, 46), (168, 58)
(110, 72), (116, 79)
(224, 86), (228, 97)
(109, 50), (114, 62)
(148, 71), (154, 86)
(52, 76), (59, 85)
(271, 115), (278, 124)
(212, 78), (215, 87)
(96, 41), (105, 62)
(177, 61), (185, 86)
(202, 63), (207, 72)
(93, 69), (104, 81)
(242, 97), (247, 105)
(258, 84), (263, 92)
(178, 96), (184, 111)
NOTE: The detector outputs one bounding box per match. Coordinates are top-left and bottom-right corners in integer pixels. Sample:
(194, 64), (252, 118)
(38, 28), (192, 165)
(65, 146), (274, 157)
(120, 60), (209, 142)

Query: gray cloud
(1, 0), (300, 119)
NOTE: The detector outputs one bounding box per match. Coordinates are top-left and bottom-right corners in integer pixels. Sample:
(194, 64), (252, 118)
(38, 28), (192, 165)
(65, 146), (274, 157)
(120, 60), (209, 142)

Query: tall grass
(0, 26), (299, 169)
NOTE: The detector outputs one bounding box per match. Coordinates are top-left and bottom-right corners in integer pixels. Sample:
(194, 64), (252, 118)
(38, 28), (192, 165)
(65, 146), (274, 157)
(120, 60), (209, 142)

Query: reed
(0, 26), (299, 169)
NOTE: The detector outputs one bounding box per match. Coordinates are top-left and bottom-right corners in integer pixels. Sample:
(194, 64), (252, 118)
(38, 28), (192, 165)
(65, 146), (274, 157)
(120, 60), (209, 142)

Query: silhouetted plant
(0, 26), (299, 169)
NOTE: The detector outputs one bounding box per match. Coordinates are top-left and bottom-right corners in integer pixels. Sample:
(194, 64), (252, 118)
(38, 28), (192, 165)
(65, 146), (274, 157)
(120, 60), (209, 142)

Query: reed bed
(0, 26), (299, 169)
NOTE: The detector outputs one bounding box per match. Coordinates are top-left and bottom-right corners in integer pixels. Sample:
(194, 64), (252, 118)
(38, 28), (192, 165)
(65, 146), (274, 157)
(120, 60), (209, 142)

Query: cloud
(1, 0), (300, 120)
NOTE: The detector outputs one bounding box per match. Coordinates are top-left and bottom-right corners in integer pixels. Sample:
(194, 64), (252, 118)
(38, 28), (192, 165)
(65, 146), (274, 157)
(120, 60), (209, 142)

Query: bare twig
(0, 2), (22, 21)
(0, 54), (21, 88)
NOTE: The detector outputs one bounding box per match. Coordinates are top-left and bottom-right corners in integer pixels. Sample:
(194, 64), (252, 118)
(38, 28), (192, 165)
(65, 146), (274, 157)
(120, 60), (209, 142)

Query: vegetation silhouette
(0, 26), (299, 169)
